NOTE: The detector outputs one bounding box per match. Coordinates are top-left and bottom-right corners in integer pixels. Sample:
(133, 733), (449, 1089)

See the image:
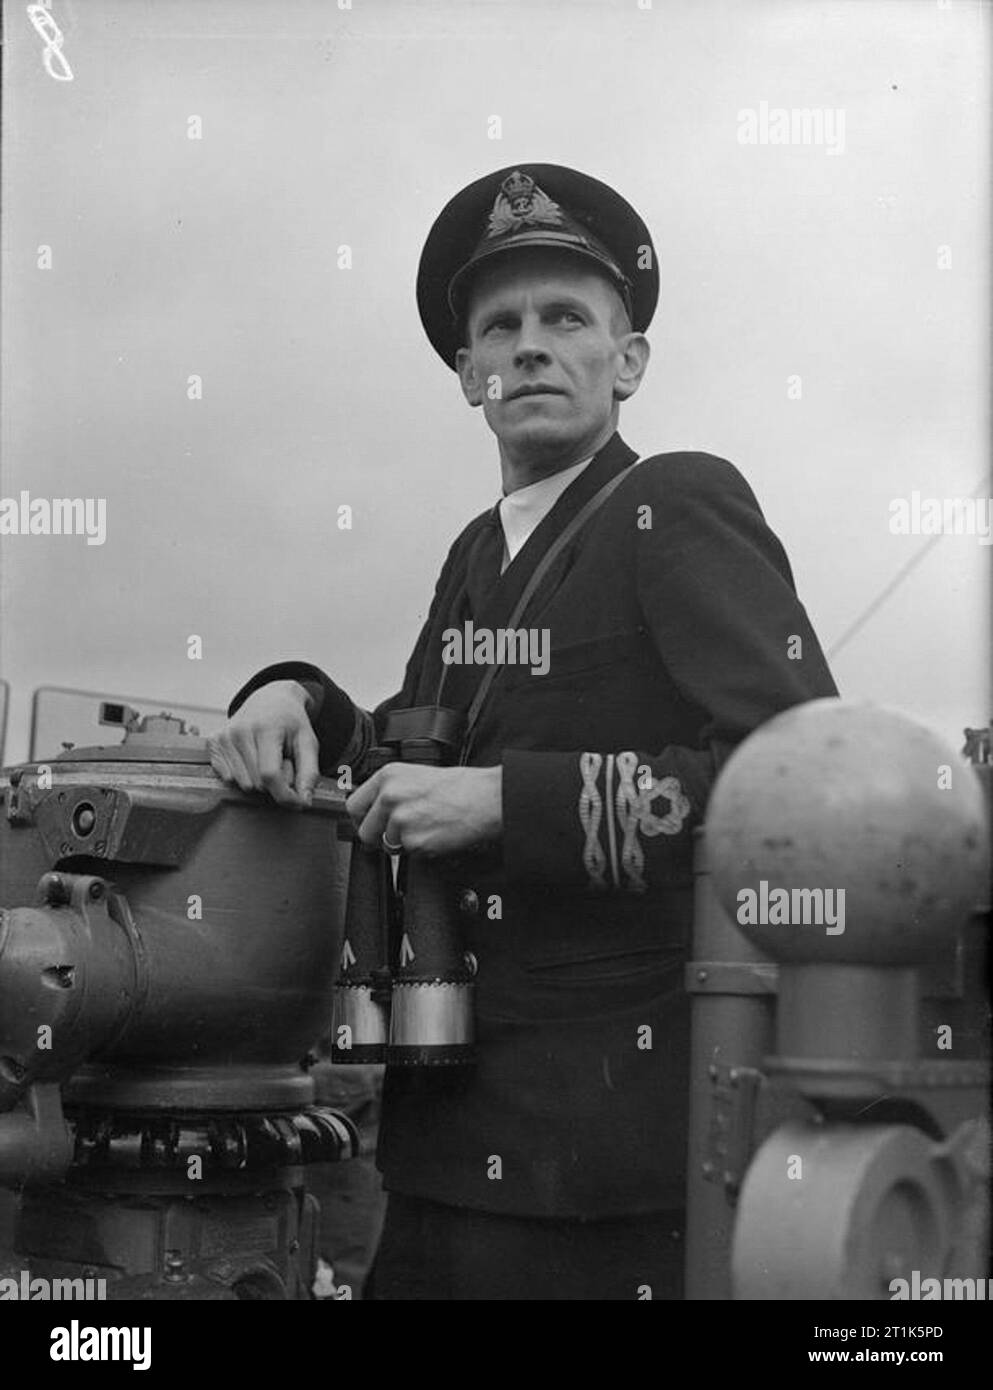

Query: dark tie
(463, 509), (505, 618)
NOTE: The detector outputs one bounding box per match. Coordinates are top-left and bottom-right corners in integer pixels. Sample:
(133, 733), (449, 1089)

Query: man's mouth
(506, 384), (567, 401)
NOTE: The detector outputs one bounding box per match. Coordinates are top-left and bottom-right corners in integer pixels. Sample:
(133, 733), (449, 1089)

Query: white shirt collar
(497, 457), (593, 571)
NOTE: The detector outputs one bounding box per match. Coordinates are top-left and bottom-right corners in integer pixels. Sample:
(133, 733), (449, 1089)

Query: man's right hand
(208, 681), (320, 808)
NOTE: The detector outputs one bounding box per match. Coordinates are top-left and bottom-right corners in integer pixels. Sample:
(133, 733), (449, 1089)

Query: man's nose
(513, 315), (552, 367)
(514, 342), (552, 368)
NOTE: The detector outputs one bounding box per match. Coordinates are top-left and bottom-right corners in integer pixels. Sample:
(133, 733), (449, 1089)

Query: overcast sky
(2, 0), (989, 765)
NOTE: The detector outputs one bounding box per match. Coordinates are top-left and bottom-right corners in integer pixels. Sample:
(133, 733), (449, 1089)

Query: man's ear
(612, 333), (651, 402)
(453, 344), (483, 405)
(456, 346), (485, 407)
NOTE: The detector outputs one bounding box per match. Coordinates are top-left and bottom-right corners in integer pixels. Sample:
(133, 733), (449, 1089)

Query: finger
(381, 817), (407, 853)
(255, 730), (302, 806)
(293, 727), (320, 805)
(345, 769), (383, 824)
(356, 799), (392, 848)
(208, 742), (238, 786)
(282, 758), (307, 808)
(352, 780), (396, 848)
(226, 727), (268, 791)
(215, 737), (255, 794)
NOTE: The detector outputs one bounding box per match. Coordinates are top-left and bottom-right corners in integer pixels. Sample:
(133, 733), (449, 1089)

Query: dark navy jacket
(229, 431), (838, 1218)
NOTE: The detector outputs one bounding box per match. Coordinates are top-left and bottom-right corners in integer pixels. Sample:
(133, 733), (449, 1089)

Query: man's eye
(486, 319), (513, 333)
(556, 311), (584, 325)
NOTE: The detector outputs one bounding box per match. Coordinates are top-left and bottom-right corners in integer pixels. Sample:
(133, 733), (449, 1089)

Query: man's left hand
(346, 763), (503, 855)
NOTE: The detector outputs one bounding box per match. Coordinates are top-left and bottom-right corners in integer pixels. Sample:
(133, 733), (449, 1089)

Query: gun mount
(0, 711), (357, 1299)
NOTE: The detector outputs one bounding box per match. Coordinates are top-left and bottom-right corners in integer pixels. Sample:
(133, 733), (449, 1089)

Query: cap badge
(486, 170), (564, 239)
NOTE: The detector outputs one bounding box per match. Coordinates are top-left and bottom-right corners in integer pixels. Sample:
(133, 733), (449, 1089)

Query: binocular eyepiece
(330, 708), (476, 1067)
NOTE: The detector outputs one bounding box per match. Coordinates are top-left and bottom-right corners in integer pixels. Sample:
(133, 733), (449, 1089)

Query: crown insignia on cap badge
(486, 170), (564, 239)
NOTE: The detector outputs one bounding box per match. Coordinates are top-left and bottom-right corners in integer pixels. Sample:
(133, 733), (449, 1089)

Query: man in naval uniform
(210, 164), (838, 1299)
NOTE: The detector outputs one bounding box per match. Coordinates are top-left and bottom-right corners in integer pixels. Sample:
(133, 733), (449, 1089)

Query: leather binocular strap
(459, 458), (642, 764)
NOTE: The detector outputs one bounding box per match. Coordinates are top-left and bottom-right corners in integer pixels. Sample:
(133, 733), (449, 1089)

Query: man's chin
(491, 418), (582, 458)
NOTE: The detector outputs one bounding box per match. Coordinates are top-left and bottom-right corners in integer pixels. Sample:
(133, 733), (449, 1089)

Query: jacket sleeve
(226, 658), (379, 779)
(225, 538), (464, 778)
(501, 454), (839, 894)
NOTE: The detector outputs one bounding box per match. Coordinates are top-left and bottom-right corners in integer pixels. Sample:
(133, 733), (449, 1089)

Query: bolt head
(45, 874), (69, 904)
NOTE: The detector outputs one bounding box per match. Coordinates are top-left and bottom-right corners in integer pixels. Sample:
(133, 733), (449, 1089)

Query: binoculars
(330, 707), (476, 1066)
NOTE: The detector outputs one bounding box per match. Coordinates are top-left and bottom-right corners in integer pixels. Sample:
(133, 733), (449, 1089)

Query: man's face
(455, 249), (648, 470)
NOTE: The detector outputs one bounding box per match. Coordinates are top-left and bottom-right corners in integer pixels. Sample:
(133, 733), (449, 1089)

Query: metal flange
(731, 1120), (986, 1300)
